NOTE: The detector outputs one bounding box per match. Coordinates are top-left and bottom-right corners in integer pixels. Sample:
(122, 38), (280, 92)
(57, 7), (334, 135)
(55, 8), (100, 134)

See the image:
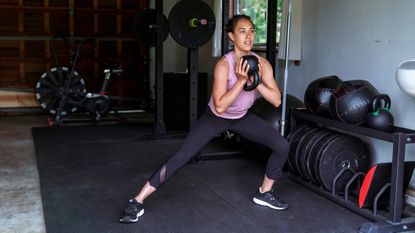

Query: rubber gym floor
(27, 114), (371, 233)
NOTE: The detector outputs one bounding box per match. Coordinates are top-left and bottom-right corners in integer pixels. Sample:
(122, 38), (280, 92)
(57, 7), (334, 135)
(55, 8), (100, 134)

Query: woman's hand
(235, 58), (250, 83)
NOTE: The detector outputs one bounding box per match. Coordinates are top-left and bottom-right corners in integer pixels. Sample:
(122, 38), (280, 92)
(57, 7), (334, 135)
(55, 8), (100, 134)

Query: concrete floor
(0, 114), (47, 233)
(0, 111), (154, 233)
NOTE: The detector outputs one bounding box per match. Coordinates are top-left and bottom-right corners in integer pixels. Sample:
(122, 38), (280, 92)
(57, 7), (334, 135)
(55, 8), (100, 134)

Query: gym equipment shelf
(289, 108), (415, 233)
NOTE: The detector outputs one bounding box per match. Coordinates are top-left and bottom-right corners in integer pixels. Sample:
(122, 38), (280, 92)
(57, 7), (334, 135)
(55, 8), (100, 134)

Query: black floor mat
(32, 123), (368, 233)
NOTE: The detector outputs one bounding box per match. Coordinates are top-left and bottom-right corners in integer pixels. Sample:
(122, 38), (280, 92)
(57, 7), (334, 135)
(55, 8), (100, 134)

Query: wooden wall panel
(98, 0), (118, 9)
(0, 0), (149, 106)
(0, 41), (19, 57)
(121, 0), (141, 9)
(99, 41), (118, 58)
(74, 11), (95, 35)
(0, 0), (19, 5)
(49, 10), (70, 33)
(0, 9), (19, 34)
(24, 11), (45, 33)
(24, 62), (45, 84)
(74, 1), (93, 8)
(121, 41), (140, 58)
(0, 63), (19, 83)
(121, 12), (136, 34)
(49, 0), (68, 7)
(25, 41), (45, 57)
(23, 0), (44, 7)
(97, 13), (118, 36)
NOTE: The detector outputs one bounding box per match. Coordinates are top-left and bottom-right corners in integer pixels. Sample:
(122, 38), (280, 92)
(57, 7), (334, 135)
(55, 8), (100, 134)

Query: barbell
(133, 0), (216, 48)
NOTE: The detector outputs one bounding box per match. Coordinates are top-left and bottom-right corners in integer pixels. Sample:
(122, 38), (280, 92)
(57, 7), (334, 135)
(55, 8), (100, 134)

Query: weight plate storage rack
(289, 108), (415, 233)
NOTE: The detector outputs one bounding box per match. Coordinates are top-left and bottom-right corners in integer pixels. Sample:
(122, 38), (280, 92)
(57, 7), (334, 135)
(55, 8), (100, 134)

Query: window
(234, 0), (283, 48)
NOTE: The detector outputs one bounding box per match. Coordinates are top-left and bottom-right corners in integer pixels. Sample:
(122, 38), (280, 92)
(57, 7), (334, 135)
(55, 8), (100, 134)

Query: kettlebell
(241, 55), (261, 91)
(365, 94), (394, 132)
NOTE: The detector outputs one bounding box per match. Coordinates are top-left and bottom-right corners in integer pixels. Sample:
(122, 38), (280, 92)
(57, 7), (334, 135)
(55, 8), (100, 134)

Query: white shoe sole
(120, 209), (144, 223)
(253, 197), (288, 210)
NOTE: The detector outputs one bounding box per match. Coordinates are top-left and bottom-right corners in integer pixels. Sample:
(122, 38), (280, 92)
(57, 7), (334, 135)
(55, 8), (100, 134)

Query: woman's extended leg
(146, 110), (229, 190)
(120, 109), (229, 223)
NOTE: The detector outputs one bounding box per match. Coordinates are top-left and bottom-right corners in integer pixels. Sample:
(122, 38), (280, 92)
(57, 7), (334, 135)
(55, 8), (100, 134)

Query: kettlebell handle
(243, 71), (261, 91)
(371, 94), (391, 112)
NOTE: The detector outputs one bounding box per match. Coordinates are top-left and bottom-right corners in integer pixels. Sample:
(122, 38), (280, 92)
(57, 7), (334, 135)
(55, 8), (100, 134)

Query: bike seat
(103, 62), (123, 74)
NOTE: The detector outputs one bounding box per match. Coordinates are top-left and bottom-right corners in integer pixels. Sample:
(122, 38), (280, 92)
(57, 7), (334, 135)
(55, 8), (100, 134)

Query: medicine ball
(250, 94), (304, 130)
(329, 80), (379, 125)
(304, 75), (343, 116)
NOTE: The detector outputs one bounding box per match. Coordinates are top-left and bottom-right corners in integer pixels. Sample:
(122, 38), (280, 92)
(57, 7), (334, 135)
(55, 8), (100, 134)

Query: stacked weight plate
(287, 124), (371, 193)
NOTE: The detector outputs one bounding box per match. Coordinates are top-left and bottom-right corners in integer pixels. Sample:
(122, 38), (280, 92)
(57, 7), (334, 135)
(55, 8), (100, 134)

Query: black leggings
(148, 108), (290, 189)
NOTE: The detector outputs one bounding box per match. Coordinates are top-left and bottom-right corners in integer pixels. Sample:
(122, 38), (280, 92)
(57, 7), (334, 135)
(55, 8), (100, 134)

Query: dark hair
(225, 14), (255, 33)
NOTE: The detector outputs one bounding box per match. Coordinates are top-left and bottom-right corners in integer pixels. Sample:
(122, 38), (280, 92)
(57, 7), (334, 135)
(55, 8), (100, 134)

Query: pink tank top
(208, 51), (258, 119)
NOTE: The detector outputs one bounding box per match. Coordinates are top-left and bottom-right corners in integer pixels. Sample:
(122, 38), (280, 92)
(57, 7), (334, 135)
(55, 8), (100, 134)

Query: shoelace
(125, 202), (139, 214)
(264, 192), (276, 201)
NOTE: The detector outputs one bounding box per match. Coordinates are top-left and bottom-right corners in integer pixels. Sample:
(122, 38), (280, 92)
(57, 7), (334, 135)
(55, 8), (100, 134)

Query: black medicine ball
(329, 80), (379, 125)
(304, 75), (343, 116)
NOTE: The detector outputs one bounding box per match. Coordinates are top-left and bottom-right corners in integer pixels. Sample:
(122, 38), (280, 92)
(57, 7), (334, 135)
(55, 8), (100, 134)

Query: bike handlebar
(50, 33), (97, 66)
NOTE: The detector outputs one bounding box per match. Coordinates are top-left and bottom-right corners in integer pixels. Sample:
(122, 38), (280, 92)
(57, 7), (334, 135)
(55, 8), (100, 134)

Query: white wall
(282, 0), (415, 163)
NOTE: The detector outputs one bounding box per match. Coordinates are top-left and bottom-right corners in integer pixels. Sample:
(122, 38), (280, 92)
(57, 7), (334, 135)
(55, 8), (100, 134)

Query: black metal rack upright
(290, 108), (415, 233)
(152, 0), (167, 138)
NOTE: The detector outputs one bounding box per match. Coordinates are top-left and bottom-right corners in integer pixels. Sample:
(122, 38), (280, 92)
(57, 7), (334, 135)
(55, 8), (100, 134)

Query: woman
(120, 14), (290, 223)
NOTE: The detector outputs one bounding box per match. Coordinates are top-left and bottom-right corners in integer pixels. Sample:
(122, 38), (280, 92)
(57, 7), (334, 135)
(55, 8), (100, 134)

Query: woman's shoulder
(217, 54), (230, 66)
(214, 55), (229, 71)
(253, 53), (271, 66)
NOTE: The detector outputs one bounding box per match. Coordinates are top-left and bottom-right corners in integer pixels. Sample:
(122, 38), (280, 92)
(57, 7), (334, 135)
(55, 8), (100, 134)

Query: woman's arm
(256, 57), (282, 108)
(211, 56), (249, 115)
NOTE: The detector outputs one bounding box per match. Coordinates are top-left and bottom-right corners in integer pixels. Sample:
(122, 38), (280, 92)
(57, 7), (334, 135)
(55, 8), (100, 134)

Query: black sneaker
(253, 188), (289, 210)
(119, 199), (144, 223)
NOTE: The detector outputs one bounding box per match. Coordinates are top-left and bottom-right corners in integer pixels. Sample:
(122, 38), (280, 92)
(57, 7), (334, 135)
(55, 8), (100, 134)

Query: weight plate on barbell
(168, 0), (216, 48)
(133, 9), (169, 47)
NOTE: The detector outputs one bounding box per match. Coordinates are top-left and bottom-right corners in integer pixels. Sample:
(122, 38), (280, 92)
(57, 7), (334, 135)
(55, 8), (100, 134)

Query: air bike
(35, 33), (123, 126)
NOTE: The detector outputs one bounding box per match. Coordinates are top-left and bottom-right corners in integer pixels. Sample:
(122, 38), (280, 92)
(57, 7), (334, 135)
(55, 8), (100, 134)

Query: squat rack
(152, 0), (167, 138)
(150, 0), (279, 139)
